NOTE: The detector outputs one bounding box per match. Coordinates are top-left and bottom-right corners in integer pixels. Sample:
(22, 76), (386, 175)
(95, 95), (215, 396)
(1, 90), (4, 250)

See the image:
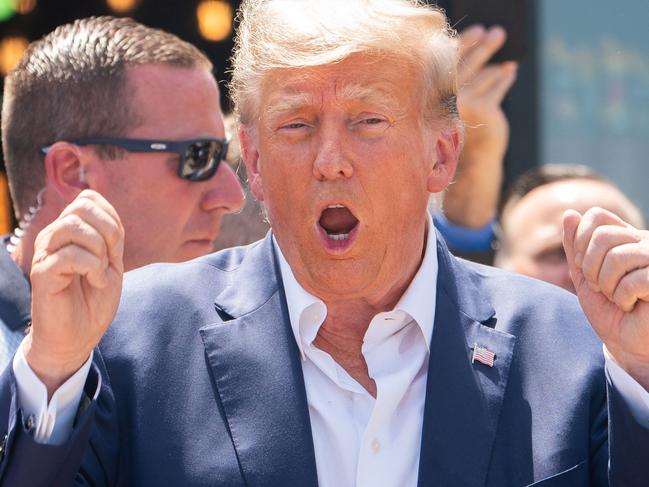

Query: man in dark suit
(0, 15), (245, 371)
(1, 1), (649, 485)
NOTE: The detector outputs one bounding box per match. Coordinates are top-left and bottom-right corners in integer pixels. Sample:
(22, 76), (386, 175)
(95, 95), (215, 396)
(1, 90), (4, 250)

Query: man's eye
(281, 122), (308, 130)
(362, 118), (384, 125)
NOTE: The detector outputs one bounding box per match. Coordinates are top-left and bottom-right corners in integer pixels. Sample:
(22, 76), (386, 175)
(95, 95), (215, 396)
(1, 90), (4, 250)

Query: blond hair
(230, 0), (459, 127)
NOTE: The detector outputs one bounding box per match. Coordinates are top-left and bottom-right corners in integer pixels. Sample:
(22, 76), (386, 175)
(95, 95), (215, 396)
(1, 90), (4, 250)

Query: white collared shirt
(275, 214), (438, 487)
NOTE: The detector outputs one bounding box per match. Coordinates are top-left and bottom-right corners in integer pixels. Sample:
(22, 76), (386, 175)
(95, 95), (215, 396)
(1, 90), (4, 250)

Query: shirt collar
(391, 213), (438, 351)
(274, 212), (439, 357)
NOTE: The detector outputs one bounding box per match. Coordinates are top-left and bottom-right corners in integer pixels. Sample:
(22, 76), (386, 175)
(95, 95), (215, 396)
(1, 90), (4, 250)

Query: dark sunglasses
(41, 136), (230, 182)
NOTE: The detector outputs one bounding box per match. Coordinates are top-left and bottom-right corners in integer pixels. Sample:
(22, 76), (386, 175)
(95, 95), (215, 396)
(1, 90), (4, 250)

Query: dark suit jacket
(0, 239), (31, 338)
(0, 233), (648, 486)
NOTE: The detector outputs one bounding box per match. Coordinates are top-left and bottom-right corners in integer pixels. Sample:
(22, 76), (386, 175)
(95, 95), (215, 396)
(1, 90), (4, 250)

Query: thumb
(562, 209), (582, 285)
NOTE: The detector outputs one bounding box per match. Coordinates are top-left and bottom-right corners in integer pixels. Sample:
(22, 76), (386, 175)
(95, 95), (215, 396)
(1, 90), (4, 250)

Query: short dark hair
(500, 164), (608, 218)
(2, 16), (212, 218)
(495, 163), (644, 265)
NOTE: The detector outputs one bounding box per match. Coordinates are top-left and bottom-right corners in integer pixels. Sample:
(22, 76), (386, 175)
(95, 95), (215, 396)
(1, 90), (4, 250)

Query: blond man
(2, 2), (649, 485)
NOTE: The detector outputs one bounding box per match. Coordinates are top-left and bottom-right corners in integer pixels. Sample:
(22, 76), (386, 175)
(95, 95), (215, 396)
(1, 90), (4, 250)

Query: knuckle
(617, 274), (638, 299)
(607, 246), (627, 266)
(590, 226), (610, 247)
(33, 225), (51, 248)
(78, 188), (99, 201)
(61, 212), (85, 230)
(106, 223), (124, 248)
(597, 272), (614, 297)
(583, 206), (605, 220)
(74, 196), (98, 215)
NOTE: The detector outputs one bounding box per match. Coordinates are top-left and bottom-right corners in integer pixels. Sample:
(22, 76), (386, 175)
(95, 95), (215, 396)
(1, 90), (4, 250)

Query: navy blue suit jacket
(0, 233), (648, 486)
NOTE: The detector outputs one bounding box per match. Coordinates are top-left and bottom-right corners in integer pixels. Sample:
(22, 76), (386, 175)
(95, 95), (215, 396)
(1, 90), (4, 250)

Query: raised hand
(25, 190), (125, 397)
(563, 207), (649, 389)
(443, 24), (518, 228)
(457, 25), (518, 153)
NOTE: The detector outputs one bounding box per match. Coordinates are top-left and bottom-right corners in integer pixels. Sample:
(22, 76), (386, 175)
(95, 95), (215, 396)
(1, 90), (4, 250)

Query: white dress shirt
(13, 346), (93, 444)
(275, 223), (438, 487)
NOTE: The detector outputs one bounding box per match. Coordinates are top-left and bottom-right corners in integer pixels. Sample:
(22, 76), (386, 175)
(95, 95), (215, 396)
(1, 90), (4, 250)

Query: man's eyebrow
(336, 83), (402, 111)
(263, 83), (404, 120)
(264, 92), (314, 119)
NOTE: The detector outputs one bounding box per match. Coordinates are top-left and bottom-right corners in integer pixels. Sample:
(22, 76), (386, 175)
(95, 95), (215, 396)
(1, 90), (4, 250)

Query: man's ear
(427, 128), (461, 194)
(43, 142), (89, 202)
(239, 125), (265, 201)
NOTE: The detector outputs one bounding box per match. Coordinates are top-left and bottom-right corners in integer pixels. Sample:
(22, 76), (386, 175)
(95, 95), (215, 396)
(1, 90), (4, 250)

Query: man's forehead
(123, 64), (226, 140)
(510, 179), (633, 223)
(264, 82), (401, 109)
(259, 61), (416, 116)
(509, 221), (563, 256)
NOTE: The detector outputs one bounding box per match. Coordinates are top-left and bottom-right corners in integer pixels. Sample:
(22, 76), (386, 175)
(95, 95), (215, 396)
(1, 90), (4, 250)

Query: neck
(313, 294), (411, 398)
(7, 189), (56, 278)
(313, 232), (427, 396)
(319, 227), (427, 343)
(9, 225), (39, 278)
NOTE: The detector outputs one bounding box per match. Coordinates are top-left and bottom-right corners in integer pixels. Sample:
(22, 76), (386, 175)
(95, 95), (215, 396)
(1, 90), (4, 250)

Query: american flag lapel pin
(471, 343), (496, 367)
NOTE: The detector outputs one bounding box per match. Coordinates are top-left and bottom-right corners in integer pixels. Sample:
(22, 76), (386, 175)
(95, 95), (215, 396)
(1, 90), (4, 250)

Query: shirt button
(371, 438), (381, 453)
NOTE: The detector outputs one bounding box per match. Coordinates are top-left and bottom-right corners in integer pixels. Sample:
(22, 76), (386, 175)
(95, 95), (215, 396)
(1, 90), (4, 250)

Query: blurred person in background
(0, 16), (244, 369)
(495, 164), (645, 292)
(433, 23), (517, 262)
(213, 113), (269, 250)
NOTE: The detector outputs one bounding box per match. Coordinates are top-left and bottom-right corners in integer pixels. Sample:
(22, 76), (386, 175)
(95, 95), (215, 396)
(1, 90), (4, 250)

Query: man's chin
(178, 239), (217, 260)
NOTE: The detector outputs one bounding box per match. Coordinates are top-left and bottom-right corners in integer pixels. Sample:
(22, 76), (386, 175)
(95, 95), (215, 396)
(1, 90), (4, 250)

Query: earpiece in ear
(79, 166), (87, 184)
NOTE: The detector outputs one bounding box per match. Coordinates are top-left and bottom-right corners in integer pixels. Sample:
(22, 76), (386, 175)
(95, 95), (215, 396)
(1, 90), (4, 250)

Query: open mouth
(318, 204), (359, 242)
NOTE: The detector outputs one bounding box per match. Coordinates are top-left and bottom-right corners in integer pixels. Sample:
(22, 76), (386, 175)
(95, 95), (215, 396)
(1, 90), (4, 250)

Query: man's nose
(312, 126), (354, 181)
(200, 161), (245, 213)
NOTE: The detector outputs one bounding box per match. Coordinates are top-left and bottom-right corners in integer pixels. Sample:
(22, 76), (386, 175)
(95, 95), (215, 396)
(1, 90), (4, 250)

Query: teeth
(327, 204), (345, 209)
(328, 233), (349, 241)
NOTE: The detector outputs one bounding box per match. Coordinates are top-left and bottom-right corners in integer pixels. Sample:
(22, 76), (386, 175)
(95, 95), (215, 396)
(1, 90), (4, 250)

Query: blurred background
(1, 0), (648, 234)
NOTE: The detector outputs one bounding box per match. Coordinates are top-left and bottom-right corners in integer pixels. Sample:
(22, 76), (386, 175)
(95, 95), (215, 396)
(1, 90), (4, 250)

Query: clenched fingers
(573, 207), (630, 248)
(31, 245), (110, 292)
(564, 207), (649, 311)
(612, 267), (649, 312)
(580, 225), (644, 292)
(35, 214), (108, 266)
(59, 190), (124, 265)
(38, 190), (123, 266)
(31, 190), (124, 293)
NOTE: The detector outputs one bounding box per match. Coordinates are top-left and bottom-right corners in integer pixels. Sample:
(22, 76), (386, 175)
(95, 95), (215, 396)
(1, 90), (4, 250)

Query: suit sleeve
(608, 380), (649, 486)
(0, 351), (121, 486)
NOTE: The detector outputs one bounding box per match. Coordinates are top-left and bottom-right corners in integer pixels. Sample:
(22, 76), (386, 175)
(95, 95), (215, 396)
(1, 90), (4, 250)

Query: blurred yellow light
(197, 0), (233, 42)
(106, 0), (140, 13)
(0, 36), (28, 76)
(0, 172), (12, 235)
(15, 0), (37, 14)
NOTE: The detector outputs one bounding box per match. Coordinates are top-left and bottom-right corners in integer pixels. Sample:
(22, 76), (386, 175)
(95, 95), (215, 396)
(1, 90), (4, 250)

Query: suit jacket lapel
(200, 235), (318, 487)
(418, 236), (516, 487)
